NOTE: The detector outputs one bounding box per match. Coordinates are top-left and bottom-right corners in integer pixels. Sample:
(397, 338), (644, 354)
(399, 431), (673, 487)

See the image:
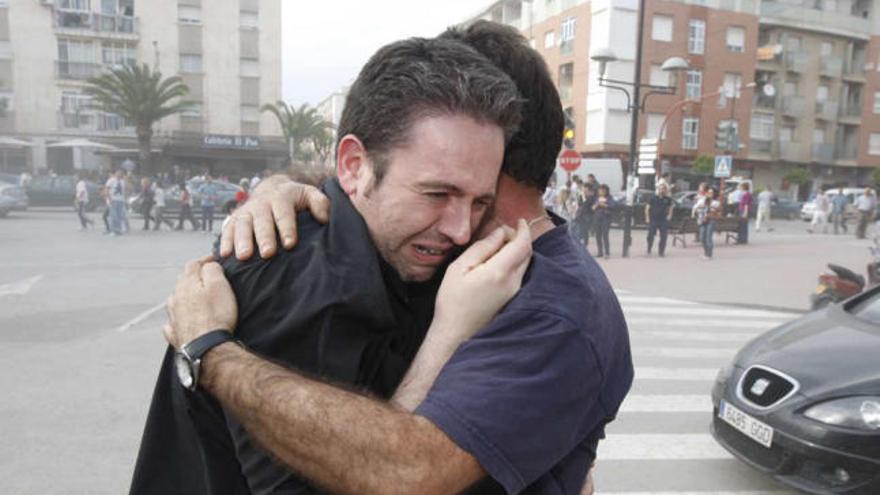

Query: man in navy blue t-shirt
(163, 22), (633, 494)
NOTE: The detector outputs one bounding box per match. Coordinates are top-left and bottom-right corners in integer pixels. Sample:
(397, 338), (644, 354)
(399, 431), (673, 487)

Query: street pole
(623, 0), (647, 258)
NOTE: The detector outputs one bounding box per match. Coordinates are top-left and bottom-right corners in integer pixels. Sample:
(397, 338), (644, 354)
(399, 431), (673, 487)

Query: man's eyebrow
(416, 181), (495, 202)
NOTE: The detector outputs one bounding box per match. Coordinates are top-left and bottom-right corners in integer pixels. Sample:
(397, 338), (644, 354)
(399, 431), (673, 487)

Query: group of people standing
(545, 174), (616, 258)
(808, 187), (878, 239)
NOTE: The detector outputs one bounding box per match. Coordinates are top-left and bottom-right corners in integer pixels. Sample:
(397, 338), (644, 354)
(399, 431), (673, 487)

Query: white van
(800, 187), (864, 221)
(554, 158), (624, 193)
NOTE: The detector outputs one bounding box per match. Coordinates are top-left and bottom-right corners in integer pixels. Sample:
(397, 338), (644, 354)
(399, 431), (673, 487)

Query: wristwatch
(174, 329), (238, 391)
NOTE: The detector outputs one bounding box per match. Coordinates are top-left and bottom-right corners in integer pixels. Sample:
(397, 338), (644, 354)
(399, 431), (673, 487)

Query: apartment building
(0, 0), (284, 176)
(464, 0), (880, 194)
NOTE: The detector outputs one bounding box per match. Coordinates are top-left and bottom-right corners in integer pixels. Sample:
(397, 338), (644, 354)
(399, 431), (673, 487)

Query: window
(869, 133), (880, 155)
(58, 39), (95, 63)
(558, 63), (574, 100)
(750, 113), (774, 140)
(783, 81), (797, 97)
(240, 58), (259, 77)
(785, 35), (801, 53)
(59, 0), (90, 11)
(685, 69), (702, 99)
(779, 126), (794, 142)
(240, 10), (259, 29)
(102, 42), (135, 67)
(0, 90), (13, 112)
(560, 17), (576, 42)
(241, 105), (260, 122)
(821, 41), (833, 57)
(682, 117), (700, 149)
(873, 91), (880, 113)
(816, 85), (829, 102)
(60, 91), (95, 128)
(182, 103), (202, 118)
(652, 15), (673, 42)
(688, 19), (705, 54)
(179, 54), (202, 73)
(726, 26), (745, 52)
(178, 5), (202, 24)
(646, 113), (666, 139)
(544, 30), (555, 48)
(813, 128), (825, 144)
(649, 64), (669, 87)
(723, 73), (742, 98)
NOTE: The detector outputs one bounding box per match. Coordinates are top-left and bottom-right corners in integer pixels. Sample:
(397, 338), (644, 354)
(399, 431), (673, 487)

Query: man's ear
(336, 135), (369, 197)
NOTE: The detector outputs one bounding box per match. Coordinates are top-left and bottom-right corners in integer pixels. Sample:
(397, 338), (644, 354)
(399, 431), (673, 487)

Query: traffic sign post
(714, 155), (732, 178)
(637, 138), (658, 175)
(559, 149), (581, 172)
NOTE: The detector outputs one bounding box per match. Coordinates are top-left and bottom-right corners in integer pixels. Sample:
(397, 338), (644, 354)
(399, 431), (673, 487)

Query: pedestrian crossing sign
(714, 155), (732, 178)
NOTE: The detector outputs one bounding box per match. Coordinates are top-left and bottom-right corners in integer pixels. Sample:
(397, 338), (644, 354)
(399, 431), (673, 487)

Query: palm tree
(311, 127), (335, 167)
(261, 101), (330, 164)
(84, 63), (192, 174)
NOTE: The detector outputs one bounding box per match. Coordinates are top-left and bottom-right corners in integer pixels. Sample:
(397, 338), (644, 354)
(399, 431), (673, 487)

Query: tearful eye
(425, 192), (447, 199)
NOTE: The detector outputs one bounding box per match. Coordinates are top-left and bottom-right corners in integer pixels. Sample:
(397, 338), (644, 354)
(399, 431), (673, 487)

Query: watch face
(174, 352), (194, 390)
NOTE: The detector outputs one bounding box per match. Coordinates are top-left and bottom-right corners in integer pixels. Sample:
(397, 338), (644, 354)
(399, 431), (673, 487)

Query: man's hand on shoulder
(164, 256), (238, 350)
(219, 175), (331, 261)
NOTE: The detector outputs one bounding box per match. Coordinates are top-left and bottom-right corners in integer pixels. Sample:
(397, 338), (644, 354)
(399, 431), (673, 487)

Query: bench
(672, 216), (740, 248)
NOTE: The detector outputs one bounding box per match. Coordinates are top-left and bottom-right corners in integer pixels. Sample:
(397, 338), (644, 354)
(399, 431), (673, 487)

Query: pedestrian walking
(646, 183), (673, 256)
(74, 173), (94, 230)
(573, 183), (596, 248)
(593, 184), (614, 258)
(199, 175), (218, 233)
(100, 184), (111, 234)
(736, 183), (752, 244)
(138, 178), (156, 230)
(831, 187), (849, 235)
(175, 181), (200, 231)
(105, 169), (126, 235)
(809, 191), (830, 234)
(755, 186), (774, 232)
(696, 186), (722, 259)
(151, 183), (175, 230)
(856, 187), (877, 239)
(542, 175), (558, 213)
(692, 182), (708, 242)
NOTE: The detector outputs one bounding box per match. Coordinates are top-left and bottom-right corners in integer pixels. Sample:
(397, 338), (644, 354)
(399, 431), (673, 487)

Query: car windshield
(848, 289), (880, 326)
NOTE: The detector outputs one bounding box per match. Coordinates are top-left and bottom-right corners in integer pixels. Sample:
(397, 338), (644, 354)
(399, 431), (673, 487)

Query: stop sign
(559, 149), (581, 172)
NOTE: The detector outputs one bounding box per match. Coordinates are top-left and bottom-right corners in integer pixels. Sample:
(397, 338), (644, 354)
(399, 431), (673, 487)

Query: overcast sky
(280, 1), (485, 106)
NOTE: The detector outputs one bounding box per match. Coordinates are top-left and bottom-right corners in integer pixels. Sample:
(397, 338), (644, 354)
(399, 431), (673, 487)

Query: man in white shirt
(151, 183), (176, 231)
(105, 169), (127, 235)
(856, 187), (877, 239)
(755, 186), (774, 232)
(809, 191), (830, 234)
(75, 174), (93, 230)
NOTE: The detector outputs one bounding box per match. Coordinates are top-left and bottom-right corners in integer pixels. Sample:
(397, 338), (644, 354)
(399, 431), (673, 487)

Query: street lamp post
(591, 0), (689, 257)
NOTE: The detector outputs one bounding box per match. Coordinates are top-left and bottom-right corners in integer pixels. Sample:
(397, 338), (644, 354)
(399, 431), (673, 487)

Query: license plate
(719, 399), (774, 448)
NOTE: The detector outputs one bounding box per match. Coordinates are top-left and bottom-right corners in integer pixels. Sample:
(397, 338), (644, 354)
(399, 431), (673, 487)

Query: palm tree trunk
(137, 126), (152, 176)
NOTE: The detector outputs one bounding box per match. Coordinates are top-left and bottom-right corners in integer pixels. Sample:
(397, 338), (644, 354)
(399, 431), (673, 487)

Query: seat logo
(750, 378), (771, 396)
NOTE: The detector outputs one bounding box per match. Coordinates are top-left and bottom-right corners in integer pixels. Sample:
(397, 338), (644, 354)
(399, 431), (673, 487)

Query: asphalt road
(1, 208), (874, 494)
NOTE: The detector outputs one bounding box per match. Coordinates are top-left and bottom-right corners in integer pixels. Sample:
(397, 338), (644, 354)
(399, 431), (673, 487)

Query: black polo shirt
(130, 179), (439, 495)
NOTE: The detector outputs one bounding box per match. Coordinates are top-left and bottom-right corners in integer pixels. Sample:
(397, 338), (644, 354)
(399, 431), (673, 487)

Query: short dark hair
(337, 37), (522, 183)
(442, 21), (564, 191)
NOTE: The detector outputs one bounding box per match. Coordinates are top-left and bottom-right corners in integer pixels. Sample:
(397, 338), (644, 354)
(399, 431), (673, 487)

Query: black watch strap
(182, 329), (237, 361)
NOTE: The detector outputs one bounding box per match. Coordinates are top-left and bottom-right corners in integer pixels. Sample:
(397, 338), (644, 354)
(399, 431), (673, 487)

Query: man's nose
(437, 200), (473, 246)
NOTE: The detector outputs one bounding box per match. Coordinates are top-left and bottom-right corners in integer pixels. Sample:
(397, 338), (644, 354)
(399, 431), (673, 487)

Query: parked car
(128, 179), (242, 219)
(800, 188), (864, 222)
(711, 285), (880, 494)
(0, 183), (29, 217)
(26, 175), (101, 210)
(609, 188), (690, 229)
(770, 197), (803, 221)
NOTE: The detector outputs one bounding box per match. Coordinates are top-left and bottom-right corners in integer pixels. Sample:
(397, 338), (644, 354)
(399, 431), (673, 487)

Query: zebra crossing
(594, 291), (804, 495)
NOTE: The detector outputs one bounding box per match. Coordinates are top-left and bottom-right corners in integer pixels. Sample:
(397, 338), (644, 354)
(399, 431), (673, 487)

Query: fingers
(200, 261), (226, 286)
(271, 192), (298, 251)
(248, 201), (278, 259)
(484, 218), (533, 276)
(162, 323), (176, 348)
(228, 212), (255, 261)
(219, 218), (235, 257)
(184, 259), (203, 278)
(454, 227), (507, 271)
(304, 185), (331, 224)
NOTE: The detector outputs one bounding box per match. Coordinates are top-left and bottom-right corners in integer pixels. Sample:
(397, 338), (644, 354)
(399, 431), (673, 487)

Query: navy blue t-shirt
(415, 218), (634, 494)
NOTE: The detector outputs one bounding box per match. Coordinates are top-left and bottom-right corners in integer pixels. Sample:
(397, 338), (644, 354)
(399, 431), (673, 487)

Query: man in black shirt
(130, 36), (522, 495)
(645, 183), (674, 257)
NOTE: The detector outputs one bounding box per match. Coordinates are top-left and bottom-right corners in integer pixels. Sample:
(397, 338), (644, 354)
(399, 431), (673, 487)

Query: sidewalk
(595, 219), (876, 311)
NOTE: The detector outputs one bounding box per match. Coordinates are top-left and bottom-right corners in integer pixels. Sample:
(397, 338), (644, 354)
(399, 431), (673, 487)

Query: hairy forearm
(391, 322), (461, 411)
(200, 343), (480, 495)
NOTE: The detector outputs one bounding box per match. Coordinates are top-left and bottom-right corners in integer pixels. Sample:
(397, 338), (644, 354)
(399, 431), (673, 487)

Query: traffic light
(715, 121), (736, 151)
(563, 112), (576, 149)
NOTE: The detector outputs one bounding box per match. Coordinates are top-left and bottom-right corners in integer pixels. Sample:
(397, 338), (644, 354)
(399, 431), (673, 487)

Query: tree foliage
(691, 154), (714, 176)
(783, 167), (810, 185)
(872, 166), (880, 186)
(261, 101), (331, 164)
(84, 63), (192, 173)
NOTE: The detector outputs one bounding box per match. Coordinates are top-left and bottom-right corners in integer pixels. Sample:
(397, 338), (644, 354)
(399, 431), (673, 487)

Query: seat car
(610, 188), (690, 229)
(0, 183), (29, 217)
(26, 175), (101, 210)
(711, 285), (880, 494)
(128, 179), (242, 218)
(770, 197), (803, 221)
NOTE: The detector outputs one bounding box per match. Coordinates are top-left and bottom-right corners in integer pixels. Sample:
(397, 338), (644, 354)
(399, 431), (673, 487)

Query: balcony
(54, 10), (139, 38)
(812, 143), (835, 162)
(820, 57), (843, 77)
(754, 93), (776, 110)
(56, 61), (102, 80)
(839, 103), (862, 120)
(837, 143), (858, 161)
(783, 51), (807, 72)
(782, 95), (805, 117)
(750, 138), (773, 155)
(779, 141), (803, 161)
(815, 100), (839, 120)
(761, 1), (871, 38)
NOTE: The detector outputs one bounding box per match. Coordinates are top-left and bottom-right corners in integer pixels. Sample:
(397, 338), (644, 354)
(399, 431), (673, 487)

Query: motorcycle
(810, 238), (880, 310)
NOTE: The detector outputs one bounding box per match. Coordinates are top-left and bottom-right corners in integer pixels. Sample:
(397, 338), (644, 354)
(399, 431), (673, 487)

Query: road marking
(635, 367), (719, 382)
(621, 394), (712, 413)
(635, 347), (736, 359)
(616, 296), (698, 306)
(0, 275), (43, 297)
(622, 306), (799, 319)
(638, 330), (756, 343)
(625, 318), (782, 330)
(116, 301), (166, 333)
(598, 434), (732, 460)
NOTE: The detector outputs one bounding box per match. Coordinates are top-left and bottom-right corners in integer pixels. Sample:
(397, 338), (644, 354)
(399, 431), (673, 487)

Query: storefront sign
(202, 134), (261, 150)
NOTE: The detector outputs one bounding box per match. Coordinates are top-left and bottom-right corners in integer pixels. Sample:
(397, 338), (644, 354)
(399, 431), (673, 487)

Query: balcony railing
(56, 61), (102, 80)
(840, 103), (862, 118)
(812, 143), (835, 162)
(820, 57), (843, 77)
(815, 100), (839, 120)
(54, 10), (138, 35)
(59, 111), (134, 133)
(782, 95), (805, 117)
(784, 51), (807, 72)
(754, 94), (776, 110)
(838, 143), (858, 160)
(750, 138), (773, 154)
(779, 141), (802, 161)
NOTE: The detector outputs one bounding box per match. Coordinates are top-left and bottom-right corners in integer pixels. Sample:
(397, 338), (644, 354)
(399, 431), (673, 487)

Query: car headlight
(804, 396), (880, 431)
